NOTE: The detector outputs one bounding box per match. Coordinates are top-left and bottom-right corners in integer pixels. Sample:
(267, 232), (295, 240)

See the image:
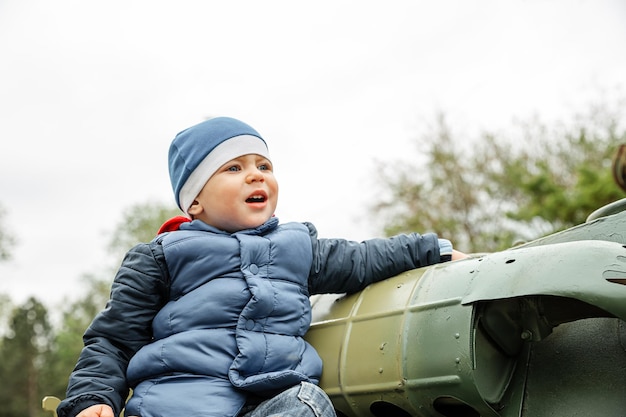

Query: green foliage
(0, 200), (180, 410)
(45, 273), (114, 400)
(373, 101), (626, 252)
(478, 110), (626, 237)
(107, 200), (181, 260)
(38, 201), (179, 405)
(0, 294), (13, 338)
(374, 114), (518, 252)
(0, 297), (53, 417)
(0, 204), (16, 262)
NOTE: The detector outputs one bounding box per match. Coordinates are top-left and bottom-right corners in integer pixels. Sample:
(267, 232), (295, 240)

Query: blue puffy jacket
(58, 218), (442, 417)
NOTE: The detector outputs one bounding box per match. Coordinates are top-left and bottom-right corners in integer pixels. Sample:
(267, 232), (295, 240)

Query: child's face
(188, 153), (278, 232)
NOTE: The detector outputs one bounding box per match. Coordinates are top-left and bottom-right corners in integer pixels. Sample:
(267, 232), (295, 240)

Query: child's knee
(296, 382), (336, 417)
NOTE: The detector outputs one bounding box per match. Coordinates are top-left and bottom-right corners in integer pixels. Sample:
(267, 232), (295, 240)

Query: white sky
(1, 0), (625, 308)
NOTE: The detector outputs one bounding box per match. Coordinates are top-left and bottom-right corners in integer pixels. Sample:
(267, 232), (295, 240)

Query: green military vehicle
(306, 206), (626, 416)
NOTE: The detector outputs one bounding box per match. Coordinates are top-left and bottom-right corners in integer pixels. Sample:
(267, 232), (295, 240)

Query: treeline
(0, 296), (75, 417)
(0, 203), (179, 417)
(373, 100), (626, 252)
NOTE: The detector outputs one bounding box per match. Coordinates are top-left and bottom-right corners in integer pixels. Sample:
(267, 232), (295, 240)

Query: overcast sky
(1, 0), (625, 308)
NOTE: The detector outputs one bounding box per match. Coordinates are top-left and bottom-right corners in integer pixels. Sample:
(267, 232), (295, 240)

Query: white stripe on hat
(178, 135), (270, 214)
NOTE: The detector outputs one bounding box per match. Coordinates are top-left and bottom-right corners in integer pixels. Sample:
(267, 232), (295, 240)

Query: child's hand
(451, 250), (469, 260)
(76, 404), (114, 417)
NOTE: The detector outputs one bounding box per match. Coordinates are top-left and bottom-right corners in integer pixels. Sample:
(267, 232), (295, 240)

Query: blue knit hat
(168, 117), (270, 213)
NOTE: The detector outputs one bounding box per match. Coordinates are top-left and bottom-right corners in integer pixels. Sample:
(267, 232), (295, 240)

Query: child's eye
(258, 164), (269, 171)
(226, 165), (241, 172)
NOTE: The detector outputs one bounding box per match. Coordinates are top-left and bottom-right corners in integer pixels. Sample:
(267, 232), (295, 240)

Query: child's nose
(246, 169), (265, 183)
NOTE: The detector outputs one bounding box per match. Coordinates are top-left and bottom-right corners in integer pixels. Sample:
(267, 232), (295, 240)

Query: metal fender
(461, 239), (626, 320)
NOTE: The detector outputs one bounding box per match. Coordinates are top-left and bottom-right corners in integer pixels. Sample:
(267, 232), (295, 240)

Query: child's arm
(57, 241), (169, 417)
(305, 222), (461, 294)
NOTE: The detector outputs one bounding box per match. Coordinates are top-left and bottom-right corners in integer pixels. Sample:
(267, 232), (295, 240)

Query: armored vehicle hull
(306, 202), (626, 417)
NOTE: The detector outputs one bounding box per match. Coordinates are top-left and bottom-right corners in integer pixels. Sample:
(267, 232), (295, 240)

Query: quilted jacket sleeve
(57, 240), (169, 417)
(305, 222), (441, 295)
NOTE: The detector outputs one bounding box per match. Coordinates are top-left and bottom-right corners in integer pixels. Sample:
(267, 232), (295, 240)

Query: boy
(58, 117), (465, 417)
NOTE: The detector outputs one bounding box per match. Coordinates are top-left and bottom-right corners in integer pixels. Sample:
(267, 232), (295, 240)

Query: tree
(0, 294), (13, 338)
(0, 204), (15, 261)
(373, 101), (626, 253)
(106, 200), (181, 260)
(373, 114), (492, 252)
(45, 200), (180, 402)
(43, 274), (114, 400)
(0, 297), (53, 417)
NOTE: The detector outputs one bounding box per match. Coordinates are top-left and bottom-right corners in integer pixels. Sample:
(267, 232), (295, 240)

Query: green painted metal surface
(306, 204), (626, 417)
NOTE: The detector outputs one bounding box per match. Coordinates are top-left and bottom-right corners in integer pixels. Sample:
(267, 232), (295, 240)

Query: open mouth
(246, 194), (267, 203)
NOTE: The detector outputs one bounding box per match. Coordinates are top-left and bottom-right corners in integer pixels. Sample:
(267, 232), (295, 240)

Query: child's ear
(187, 200), (203, 217)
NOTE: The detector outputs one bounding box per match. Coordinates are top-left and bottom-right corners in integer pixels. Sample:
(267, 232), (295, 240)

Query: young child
(58, 116), (466, 417)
